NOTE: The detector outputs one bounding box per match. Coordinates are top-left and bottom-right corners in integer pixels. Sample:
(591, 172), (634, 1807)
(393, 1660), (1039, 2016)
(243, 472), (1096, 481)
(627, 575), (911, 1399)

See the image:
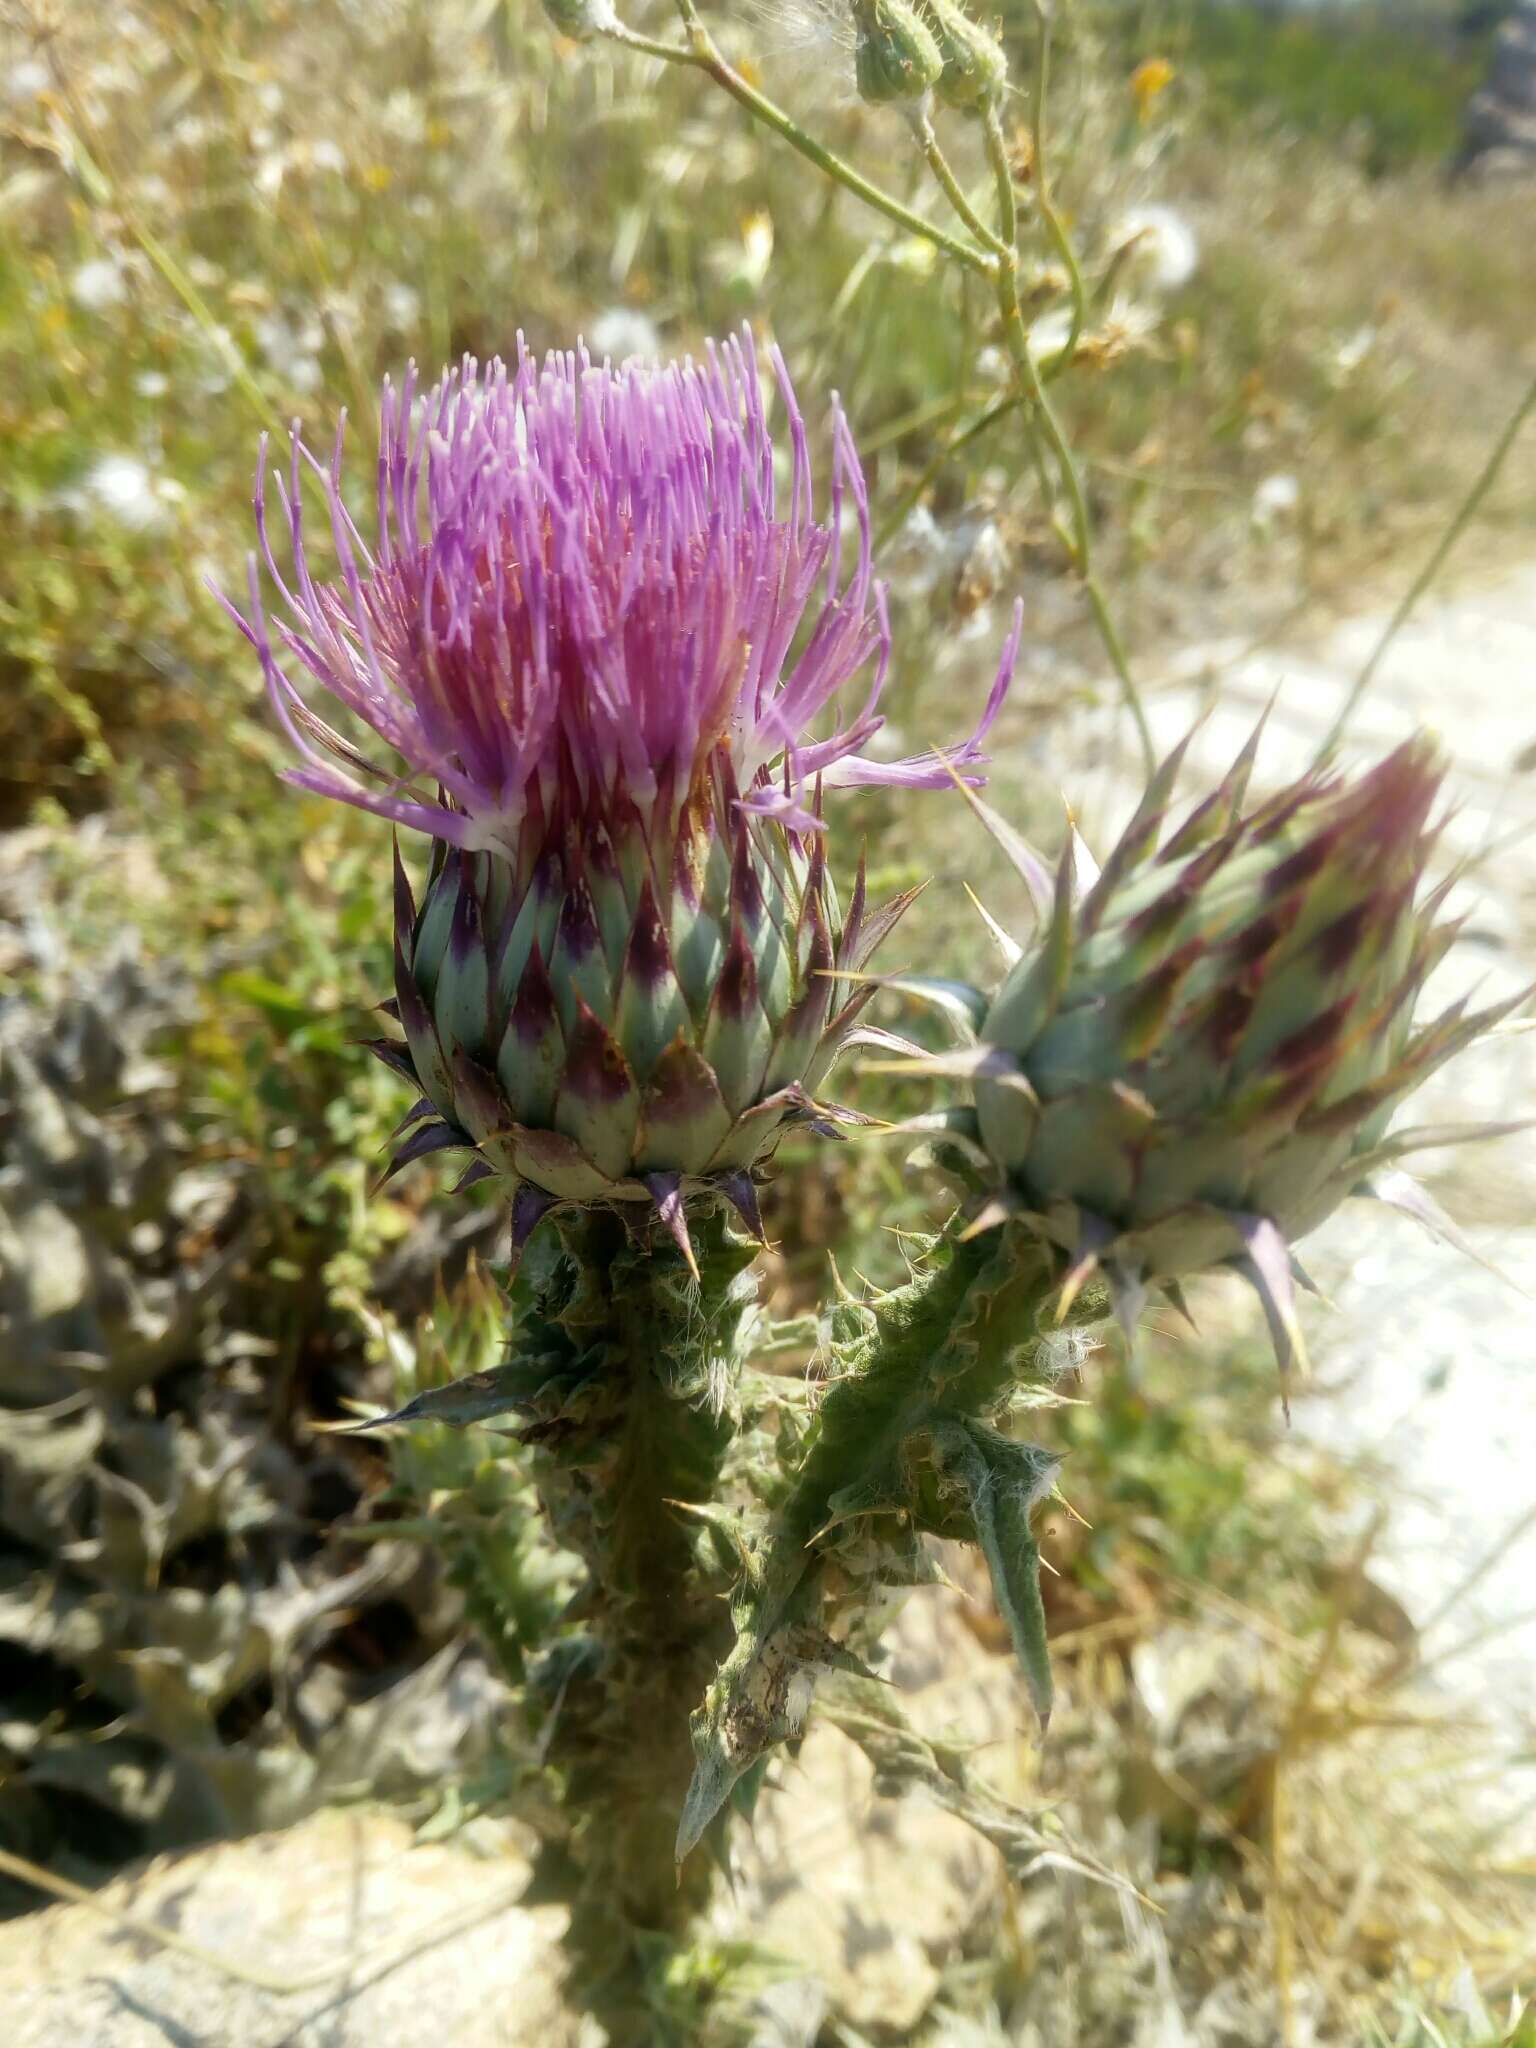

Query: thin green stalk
(913, 109), (1013, 261)
(1025, 2), (1088, 383)
(984, 100), (1020, 249)
(894, 56), (1149, 769)
(646, 2), (994, 273)
(604, 22), (692, 62)
(980, 104), (1155, 773)
(1316, 366), (1536, 761)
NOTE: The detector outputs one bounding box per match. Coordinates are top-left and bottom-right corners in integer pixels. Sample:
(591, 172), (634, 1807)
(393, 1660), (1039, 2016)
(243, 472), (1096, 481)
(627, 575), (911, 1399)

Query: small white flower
(382, 282), (421, 332)
(1112, 203), (1200, 295)
(381, 91), (425, 145)
(1253, 472), (1301, 526)
(885, 235), (936, 278)
(255, 150), (288, 199)
(253, 308), (324, 374)
(884, 505), (953, 600)
(135, 370), (170, 398)
(1026, 307), (1074, 362)
(7, 59), (51, 102)
(85, 455), (165, 530)
(70, 258), (128, 313)
(1098, 297), (1161, 355)
(956, 520), (1009, 606)
(734, 211), (776, 290)
(1331, 323), (1377, 382)
(586, 307), (661, 365)
(309, 139), (346, 176)
(712, 212), (774, 296)
(194, 325), (237, 396)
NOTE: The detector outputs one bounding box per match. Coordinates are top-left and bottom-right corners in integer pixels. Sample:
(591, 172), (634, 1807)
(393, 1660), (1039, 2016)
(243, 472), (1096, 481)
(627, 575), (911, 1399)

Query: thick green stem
(680, 1221), (1085, 1857)
(504, 1204), (759, 2043)
(772, 1228), (1045, 1554)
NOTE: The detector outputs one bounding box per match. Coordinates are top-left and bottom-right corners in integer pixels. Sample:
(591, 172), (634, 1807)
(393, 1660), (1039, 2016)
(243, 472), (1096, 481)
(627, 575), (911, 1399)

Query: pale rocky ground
(6, 567), (1535, 2042)
(0, 1601), (1026, 2048)
(0, 1808), (571, 2048)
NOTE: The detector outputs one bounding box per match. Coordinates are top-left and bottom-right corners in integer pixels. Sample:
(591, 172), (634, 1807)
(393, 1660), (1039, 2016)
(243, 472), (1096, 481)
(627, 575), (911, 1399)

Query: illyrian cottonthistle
(939, 724), (1526, 1381)
(225, 331), (1017, 1268)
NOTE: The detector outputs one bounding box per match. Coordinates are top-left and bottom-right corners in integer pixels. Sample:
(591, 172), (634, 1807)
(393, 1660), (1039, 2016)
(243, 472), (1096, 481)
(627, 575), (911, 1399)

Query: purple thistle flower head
(220, 328), (1024, 1247)
(225, 326), (1017, 853)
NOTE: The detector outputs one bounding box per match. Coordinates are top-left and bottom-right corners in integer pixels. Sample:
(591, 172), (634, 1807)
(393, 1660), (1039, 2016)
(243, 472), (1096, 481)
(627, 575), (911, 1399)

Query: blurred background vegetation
(2, 0), (1534, 2040)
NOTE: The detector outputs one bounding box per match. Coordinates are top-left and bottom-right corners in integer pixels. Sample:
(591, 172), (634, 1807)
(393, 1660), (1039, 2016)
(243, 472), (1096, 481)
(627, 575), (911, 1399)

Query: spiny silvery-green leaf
(929, 1420), (1058, 1728)
(0, 941), (483, 1885)
(822, 1675), (1138, 1901)
(679, 1228), (1065, 1859)
(933, 723), (1532, 1377)
(321, 1364), (532, 1434)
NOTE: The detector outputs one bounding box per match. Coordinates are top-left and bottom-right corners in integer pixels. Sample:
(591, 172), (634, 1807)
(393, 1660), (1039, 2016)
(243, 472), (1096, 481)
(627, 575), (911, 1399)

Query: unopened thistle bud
(851, 0), (944, 104)
(227, 328), (1019, 1270)
(539, 0), (617, 41)
(893, 726), (1527, 1383)
(922, 0), (1008, 110)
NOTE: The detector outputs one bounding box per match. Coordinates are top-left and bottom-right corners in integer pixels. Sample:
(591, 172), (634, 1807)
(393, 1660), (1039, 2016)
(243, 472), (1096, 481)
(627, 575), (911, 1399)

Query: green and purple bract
(961, 728), (1521, 1388)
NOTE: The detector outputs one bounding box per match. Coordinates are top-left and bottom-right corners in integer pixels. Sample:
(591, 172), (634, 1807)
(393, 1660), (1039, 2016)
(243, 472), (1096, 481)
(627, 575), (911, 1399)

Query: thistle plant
(226, 329), (1016, 2035)
(231, 341), (1522, 2024)
(220, 4), (1530, 2040)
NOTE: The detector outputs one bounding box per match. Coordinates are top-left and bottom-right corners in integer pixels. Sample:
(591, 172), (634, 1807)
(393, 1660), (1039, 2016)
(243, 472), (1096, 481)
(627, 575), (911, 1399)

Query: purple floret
(223, 326), (1018, 850)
